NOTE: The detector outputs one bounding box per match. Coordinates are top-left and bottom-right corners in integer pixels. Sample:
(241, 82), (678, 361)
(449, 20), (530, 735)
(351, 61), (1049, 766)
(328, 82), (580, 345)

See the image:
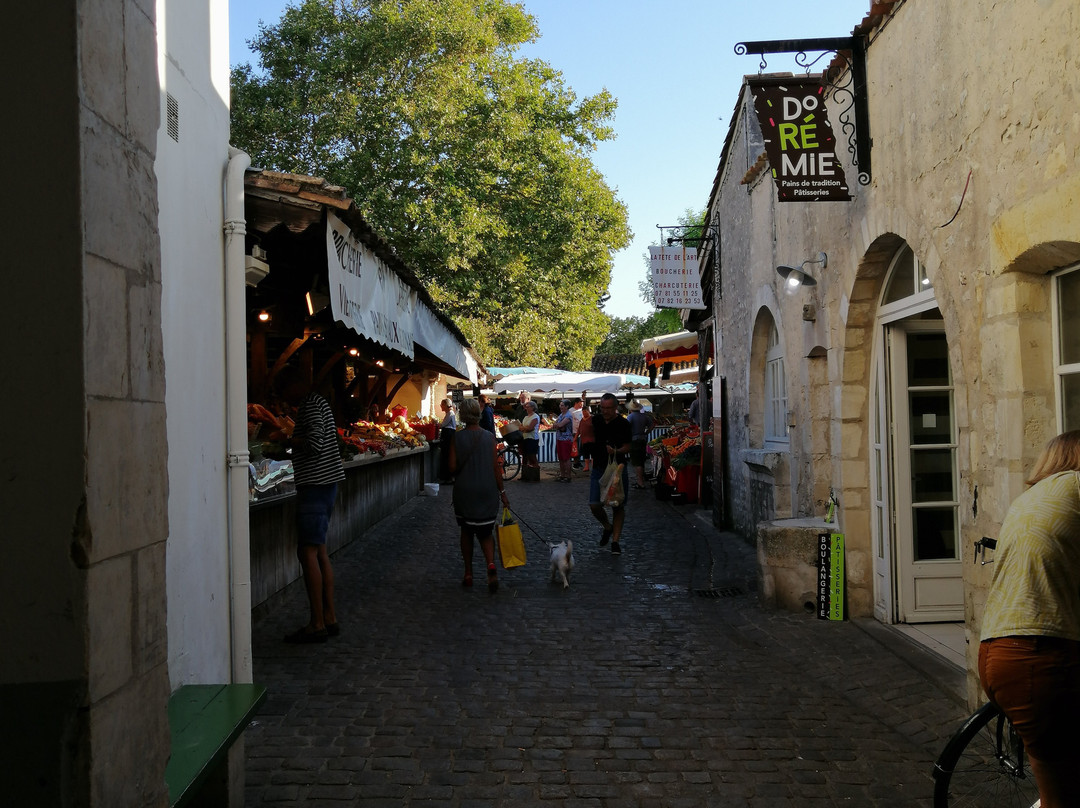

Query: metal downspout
(224, 147), (252, 683)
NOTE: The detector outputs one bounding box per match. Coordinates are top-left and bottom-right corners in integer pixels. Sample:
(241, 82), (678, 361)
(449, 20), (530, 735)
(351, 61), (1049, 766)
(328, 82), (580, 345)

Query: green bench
(166, 683), (267, 807)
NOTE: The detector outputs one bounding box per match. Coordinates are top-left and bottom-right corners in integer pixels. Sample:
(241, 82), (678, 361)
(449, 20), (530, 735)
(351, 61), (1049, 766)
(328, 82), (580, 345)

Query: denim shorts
(295, 483), (338, 545)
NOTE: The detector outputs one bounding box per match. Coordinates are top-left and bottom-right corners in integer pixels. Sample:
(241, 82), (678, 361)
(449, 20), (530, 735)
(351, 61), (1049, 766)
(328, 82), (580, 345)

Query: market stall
(243, 170), (481, 608)
(641, 331), (711, 504)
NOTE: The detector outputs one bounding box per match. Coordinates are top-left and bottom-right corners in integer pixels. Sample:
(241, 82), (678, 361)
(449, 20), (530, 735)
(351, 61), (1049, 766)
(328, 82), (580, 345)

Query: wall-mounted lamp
(305, 290), (330, 316)
(257, 310), (271, 323)
(776, 252), (827, 292)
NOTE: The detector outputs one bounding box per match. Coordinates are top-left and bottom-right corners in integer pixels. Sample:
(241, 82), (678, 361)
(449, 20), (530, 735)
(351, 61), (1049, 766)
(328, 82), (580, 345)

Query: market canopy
(245, 170), (481, 384)
(485, 366), (556, 380)
(494, 370), (657, 395)
(641, 330), (701, 368)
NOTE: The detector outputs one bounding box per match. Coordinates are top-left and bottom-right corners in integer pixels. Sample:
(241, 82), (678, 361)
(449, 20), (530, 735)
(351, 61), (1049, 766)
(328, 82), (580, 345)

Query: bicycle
(932, 700), (1040, 807)
(497, 442), (521, 481)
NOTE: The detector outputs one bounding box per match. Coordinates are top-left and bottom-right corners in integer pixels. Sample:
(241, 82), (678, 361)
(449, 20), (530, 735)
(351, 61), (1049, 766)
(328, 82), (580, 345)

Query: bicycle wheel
(500, 448), (521, 481)
(932, 701), (1040, 807)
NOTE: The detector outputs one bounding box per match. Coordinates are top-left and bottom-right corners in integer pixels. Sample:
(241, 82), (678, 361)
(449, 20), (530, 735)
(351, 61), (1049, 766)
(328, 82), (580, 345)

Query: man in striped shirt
(277, 366), (346, 644)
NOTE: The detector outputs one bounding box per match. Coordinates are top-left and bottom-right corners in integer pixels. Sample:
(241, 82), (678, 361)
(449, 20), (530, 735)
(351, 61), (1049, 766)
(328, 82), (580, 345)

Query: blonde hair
(441, 397), (455, 411)
(458, 397), (481, 426)
(1027, 430), (1080, 485)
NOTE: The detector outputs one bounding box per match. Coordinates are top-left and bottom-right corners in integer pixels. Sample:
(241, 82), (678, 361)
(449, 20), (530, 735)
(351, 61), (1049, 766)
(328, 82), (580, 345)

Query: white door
(870, 358), (895, 623)
(889, 322), (963, 623)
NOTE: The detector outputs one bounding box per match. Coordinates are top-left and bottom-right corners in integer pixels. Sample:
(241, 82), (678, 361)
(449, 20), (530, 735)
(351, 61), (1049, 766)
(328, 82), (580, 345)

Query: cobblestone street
(246, 464), (970, 806)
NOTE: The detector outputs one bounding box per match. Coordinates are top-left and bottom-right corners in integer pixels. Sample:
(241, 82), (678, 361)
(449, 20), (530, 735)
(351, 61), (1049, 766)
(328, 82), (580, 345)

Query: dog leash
(505, 506), (550, 549)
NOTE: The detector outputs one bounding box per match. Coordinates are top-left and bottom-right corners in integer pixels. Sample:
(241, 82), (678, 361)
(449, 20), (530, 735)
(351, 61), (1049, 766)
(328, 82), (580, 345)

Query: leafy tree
(231, 0), (631, 369)
(597, 310), (682, 355)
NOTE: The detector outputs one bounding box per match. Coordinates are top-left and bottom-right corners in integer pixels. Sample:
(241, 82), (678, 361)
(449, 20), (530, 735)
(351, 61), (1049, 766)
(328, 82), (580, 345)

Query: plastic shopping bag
(495, 507), (527, 569)
(600, 462), (625, 508)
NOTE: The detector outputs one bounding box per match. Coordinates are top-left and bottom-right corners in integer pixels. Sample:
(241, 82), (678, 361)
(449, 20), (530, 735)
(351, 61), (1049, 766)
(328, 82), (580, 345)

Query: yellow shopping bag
(495, 508), (527, 569)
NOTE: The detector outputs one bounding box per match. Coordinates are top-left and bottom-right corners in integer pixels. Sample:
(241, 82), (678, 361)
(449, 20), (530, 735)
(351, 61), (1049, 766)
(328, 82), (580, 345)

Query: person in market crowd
(448, 397), (509, 593)
(275, 365), (345, 644)
(686, 384), (711, 429)
(627, 399), (654, 489)
(519, 399), (542, 476)
(513, 390), (531, 422)
(478, 393), (496, 436)
(570, 396), (585, 470)
(577, 399), (595, 473)
(437, 397), (457, 484)
(978, 430), (1080, 807)
(588, 393), (632, 555)
(553, 399), (577, 482)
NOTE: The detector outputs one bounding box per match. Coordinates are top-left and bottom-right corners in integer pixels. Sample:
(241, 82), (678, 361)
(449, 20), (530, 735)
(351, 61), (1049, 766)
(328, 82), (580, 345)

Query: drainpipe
(224, 146), (252, 684)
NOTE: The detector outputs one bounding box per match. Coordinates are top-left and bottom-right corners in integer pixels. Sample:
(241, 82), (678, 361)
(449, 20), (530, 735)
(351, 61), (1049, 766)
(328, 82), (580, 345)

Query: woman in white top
(520, 400), (541, 471)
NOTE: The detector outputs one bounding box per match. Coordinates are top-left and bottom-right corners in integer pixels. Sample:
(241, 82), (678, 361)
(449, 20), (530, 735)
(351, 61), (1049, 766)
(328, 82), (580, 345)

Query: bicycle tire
(932, 701), (1040, 807)
(500, 448), (521, 481)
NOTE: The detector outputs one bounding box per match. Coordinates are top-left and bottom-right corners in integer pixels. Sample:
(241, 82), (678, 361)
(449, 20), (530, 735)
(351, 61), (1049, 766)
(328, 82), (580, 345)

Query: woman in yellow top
(979, 430), (1080, 807)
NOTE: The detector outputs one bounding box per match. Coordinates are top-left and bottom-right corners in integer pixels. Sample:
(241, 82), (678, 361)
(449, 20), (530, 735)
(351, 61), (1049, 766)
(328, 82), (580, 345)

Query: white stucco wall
(157, 0), (234, 686)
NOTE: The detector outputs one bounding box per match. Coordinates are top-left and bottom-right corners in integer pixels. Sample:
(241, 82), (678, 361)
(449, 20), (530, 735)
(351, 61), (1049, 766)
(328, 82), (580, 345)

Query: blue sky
(229, 0), (870, 318)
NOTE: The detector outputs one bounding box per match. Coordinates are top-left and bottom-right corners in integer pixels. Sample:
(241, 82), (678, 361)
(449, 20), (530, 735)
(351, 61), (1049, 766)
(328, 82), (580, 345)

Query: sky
(229, 0), (871, 319)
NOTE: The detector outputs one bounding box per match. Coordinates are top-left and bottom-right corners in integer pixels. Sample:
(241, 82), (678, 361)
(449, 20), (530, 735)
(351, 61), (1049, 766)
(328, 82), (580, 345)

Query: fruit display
(408, 415), (440, 441)
(248, 403), (431, 462)
(649, 423), (701, 470)
(247, 403), (294, 442)
(338, 415), (428, 459)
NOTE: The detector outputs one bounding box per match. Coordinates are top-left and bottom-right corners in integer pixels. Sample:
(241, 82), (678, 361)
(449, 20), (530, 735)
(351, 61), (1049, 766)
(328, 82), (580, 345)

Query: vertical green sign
(817, 532), (845, 621)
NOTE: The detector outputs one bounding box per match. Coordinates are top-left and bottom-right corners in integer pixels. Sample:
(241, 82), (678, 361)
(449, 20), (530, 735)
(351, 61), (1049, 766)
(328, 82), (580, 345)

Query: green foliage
(231, 0), (631, 369)
(598, 310), (682, 355)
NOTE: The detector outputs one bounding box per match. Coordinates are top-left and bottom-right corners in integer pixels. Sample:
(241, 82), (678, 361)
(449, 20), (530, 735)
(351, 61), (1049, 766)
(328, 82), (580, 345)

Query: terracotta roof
(741, 151), (770, 186)
(590, 354), (647, 376)
(590, 354), (696, 376)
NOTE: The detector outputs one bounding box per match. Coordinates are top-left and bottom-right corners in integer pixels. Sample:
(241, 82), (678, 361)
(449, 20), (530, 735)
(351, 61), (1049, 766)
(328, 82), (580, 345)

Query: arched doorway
(870, 244), (963, 624)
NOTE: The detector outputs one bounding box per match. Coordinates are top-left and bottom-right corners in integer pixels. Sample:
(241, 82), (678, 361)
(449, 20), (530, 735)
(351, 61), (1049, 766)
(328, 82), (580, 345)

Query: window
(1055, 265), (1080, 432)
(765, 323), (788, 443)
(881, 244), (933, 314)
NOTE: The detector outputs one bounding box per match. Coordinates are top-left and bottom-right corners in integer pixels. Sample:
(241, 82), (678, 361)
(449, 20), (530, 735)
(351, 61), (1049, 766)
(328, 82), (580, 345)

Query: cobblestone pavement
(246, 463), (972, 807)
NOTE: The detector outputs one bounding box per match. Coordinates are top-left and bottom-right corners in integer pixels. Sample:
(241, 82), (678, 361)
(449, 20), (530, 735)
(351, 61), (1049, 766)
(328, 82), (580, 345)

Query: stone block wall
(2, 2), (172, 804)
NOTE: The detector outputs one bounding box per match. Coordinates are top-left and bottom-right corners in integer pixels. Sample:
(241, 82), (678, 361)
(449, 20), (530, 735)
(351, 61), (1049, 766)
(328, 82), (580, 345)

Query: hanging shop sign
(649, 245), (706, 310)
(750, 78), (851, 202)
(326, 211), (415, 357)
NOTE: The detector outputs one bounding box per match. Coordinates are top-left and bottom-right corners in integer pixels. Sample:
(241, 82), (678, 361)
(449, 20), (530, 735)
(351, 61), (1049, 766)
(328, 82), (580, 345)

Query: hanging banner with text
(817, 532), (845, 621)
(326, 212), (415, 358)
(750, 78), (851, 202)
(649, 245), (706, 309)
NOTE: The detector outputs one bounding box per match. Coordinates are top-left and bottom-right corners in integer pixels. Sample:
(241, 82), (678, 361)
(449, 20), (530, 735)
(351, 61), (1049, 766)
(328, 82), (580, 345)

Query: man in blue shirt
(478, 393), (496, 436)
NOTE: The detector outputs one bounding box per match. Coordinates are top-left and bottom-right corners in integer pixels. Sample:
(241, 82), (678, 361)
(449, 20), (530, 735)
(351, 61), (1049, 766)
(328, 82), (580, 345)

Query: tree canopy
(231, 0), (632, 369)
(597, 310), (683, 355)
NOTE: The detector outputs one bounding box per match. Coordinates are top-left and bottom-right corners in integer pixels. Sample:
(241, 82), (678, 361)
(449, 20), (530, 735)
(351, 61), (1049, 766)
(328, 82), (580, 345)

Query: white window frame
(764, 323), (788, 445)
(1053, 263), (1080, 433)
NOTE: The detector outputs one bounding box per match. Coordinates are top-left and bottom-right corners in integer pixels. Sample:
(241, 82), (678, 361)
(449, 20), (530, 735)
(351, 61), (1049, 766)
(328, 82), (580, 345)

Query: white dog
(549, 540), (574, 589)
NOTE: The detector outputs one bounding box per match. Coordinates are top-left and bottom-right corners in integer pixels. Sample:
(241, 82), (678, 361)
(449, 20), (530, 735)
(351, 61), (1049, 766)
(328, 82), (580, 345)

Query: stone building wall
(708, 0), (1080, 690)
(2, 2), (172, 804)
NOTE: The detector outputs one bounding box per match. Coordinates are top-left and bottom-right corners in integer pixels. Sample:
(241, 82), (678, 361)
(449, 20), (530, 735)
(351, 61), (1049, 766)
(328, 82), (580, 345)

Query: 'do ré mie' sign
(750, 78), (850, 203)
